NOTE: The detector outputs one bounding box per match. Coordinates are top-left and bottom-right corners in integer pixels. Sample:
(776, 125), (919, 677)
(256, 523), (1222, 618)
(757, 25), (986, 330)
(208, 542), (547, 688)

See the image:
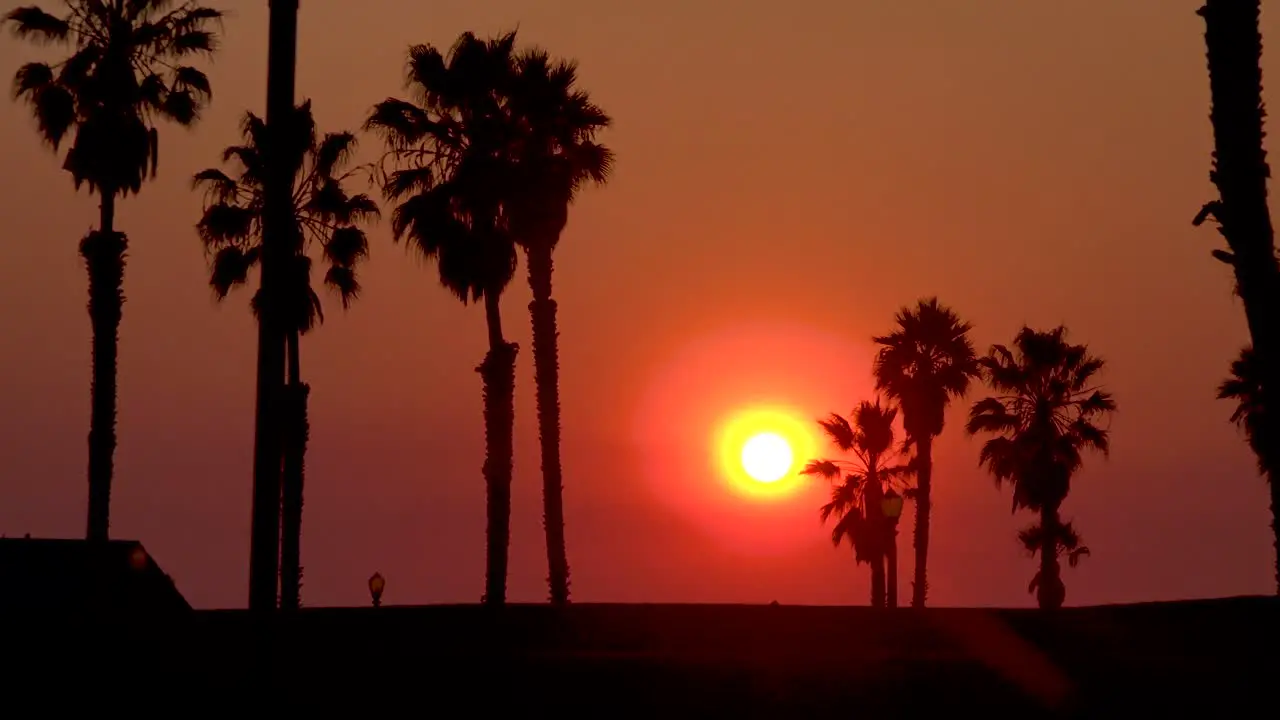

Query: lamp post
(369, 572), (385, 608)
(881, 489), (904, 609)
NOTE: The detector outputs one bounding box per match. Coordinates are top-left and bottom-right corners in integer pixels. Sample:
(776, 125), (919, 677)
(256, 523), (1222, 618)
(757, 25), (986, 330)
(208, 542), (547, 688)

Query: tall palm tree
(966, 326), (1115, 609)
(1196, 0), (1280, 594)
(801, 399), (912, 607)
(505, 49), (614, 606)
(366, 33), (522, 606)
(195, 100), (378, 609)
(5, 1), (222, 541)
(243, 0), (301, 614)
(872, 297), (978, 607)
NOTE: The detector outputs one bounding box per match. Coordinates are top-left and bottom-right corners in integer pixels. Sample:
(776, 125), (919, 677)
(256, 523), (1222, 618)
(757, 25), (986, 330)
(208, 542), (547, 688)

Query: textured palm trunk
(279, 332), (308, 611)
(527, 245), (571, 605)
(912, 435), (933, 607)
(1037, 506), (1065, 610)
(82, 190), (124, 542)
(249, 0), (299, 612)
(1200, 0), (1280, 593)
(870, 553), (886, 608)
(479, 292), (517, 607)
(886, 524), (898, 609)
(866, 468), (886, 608)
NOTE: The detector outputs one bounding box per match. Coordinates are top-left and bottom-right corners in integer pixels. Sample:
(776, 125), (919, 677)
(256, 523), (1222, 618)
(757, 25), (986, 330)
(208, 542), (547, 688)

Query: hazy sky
(1, 0), (1275, 609)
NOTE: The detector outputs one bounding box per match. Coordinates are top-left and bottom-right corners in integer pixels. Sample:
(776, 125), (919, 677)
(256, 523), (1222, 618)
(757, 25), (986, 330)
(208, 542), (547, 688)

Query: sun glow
(634, 321), (873, 553)
(715, 406), (817, 501)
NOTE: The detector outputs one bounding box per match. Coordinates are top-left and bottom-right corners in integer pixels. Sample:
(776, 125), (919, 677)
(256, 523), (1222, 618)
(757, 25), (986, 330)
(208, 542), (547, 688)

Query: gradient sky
(1, 0), (1275, 609)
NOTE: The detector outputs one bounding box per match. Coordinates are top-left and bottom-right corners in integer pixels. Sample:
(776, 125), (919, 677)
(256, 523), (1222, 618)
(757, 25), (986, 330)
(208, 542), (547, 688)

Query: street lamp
(881, 489), (904, 521)
(368, 572), (385, 608)
(881, 489), (904, 609)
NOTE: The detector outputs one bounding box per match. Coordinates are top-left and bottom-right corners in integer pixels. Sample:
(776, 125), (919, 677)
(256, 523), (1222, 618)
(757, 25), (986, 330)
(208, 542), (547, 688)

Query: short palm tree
(801, 399), (912, 607)
(366, 33), (522, 606)
(872, 297), (978, 607)
(505, 49), (614, 606)
(6, 0), (222, 541)
(195, 100), (378, 609)
(1018, 519), (1090, 604)
(1218, 345), (1280, 586)
(966, 326), (1115, 609)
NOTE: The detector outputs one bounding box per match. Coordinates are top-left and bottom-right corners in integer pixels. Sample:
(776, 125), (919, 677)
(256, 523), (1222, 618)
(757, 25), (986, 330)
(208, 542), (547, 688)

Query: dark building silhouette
(0, 537), (189, 615)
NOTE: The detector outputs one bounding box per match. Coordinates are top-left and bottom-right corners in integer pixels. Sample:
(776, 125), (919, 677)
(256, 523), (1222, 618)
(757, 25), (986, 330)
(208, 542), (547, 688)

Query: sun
(714, 405), (818, 501)
(741, 432), (793, 483)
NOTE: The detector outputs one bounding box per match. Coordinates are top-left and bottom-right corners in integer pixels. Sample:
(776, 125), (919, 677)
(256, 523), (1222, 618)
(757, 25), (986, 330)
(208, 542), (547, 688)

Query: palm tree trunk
(479, 292), (517, 607)
(82, 190), (124, 542)
(870, 553), (886, 608)
(1200, 0), (1280, 593)
(911, 435), (933, 607)
(249, 0), (299, 613)
(1037, 506), (1065, 610)
(886, 523), (898, 609)
(1269, 471), (1280, 594)
(865, 469), (886, 607)
(527, 245), (571, 605)
(279, 331), (308, 611)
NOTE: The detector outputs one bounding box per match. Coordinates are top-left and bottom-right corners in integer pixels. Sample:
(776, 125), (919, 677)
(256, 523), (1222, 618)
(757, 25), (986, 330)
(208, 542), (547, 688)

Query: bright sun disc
(741, 432), (793, 483)
(714, 405), (817, 501)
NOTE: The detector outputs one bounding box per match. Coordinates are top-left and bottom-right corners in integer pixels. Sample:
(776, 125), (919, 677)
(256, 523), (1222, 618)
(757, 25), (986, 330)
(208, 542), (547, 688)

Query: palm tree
(505, 49), (614, 606)
(5, 1), (222, 541)
(195, 101), (378, 609)
(366, 33), (522, 606)
(1218, 345), (1280, 586)
(1018, 520), (1090, 607)
(966, 326), (1116, 609)
(1195, 0), (1280, 594)
(801, 399), (912, 607)
(872, 297), (978, 607)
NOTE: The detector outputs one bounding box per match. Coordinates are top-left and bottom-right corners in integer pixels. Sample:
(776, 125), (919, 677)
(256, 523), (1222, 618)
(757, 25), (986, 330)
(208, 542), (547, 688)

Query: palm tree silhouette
(367, 33), (522, 606)
(1219, 346), (1266, 464)
(195, 101), (378, 609)
(1196, 0), (1280, 594)
(5, 1), (222, 541)
(966, 326), (1115, 609)
(801, 399), (912, 608)
(1217, 346), (1280, 569)
(872, 297), (978, 607)
(1018, 519), (1090, 601)
(506, 49), (614, 606)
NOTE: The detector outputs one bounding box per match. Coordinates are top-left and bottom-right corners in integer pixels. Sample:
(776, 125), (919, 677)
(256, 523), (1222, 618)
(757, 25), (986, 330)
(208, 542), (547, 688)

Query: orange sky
(0, 0), (1275, 609)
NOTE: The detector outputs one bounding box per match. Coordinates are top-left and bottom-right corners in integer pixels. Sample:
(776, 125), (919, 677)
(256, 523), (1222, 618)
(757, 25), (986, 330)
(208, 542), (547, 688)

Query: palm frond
(1067, 546), (1091, 568)
(324, 226), (370, 270)
(173, 65), (212, 99)
(800, 459), (842, 481)
(192, 167), (239, 201)
(3, 6), (69, 43)
(817, 413), (856, 452)
(197, 203), (254, 248)
(172, 29), (216, 55)
(315, 131), (357, 179)
(12, 61), (53, 99)
(209, 245), (258, 298)
(365, 98), (436, 146)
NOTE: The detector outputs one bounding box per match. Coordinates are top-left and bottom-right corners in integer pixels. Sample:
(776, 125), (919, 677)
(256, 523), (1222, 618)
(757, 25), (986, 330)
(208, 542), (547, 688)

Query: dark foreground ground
(4, 597), (1277, 716)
